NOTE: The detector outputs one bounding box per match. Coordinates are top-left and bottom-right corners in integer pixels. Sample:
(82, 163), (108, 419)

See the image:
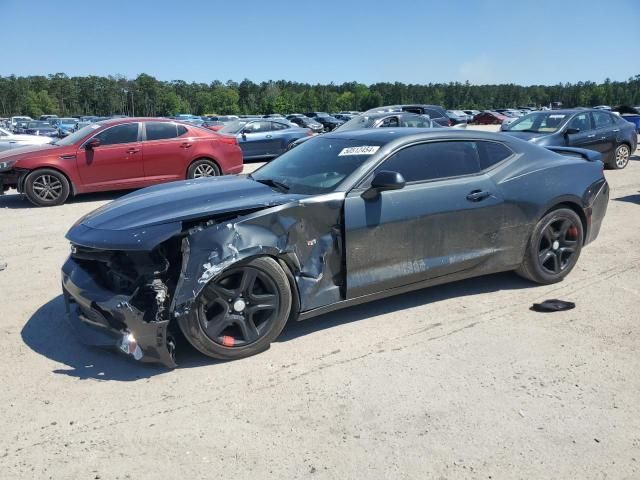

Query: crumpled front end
(61, 242), (180, 368)
(62, 194), (346, 368)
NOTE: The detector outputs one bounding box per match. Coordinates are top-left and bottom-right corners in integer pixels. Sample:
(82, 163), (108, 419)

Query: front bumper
(61, 257), (177, 368)
(0, 169), (25, 193)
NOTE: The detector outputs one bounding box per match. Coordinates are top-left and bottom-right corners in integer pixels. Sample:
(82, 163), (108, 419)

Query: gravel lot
(0, 129), (639, 479)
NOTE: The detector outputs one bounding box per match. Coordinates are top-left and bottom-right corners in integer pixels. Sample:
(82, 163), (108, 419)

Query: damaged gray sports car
(62, 129), (609, 367)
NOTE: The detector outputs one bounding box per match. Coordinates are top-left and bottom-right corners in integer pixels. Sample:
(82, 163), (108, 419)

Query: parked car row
(1, 104), (636, 207)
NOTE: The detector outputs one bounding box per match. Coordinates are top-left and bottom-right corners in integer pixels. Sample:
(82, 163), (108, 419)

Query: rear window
(476, 141), (513, 169)
(146, 122), (178, 141)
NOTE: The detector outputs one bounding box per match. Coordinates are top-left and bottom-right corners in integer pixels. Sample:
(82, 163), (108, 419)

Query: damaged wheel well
(197, 253), (302, 323)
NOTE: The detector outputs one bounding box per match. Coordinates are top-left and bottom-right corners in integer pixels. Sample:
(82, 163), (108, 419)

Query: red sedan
(0, 118), (243, 206)
(472, 111), (508, 125)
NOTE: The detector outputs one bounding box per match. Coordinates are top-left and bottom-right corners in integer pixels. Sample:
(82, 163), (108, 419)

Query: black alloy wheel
(198, 266), (279, 347)
(537, 218), (580, 275)
(182, 257), (292, 360)
(516, 208), (584, 284)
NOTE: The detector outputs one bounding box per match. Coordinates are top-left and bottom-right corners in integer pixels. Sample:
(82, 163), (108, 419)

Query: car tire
(24, 169), (70, 207)
(187, 159), (220, 179)
(516, 208), (584, 284)
(610, 144), (631, 170)
(180, 256), (293, 361)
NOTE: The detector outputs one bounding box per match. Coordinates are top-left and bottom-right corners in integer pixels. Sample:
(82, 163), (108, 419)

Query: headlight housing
(0, 159), (17, 171)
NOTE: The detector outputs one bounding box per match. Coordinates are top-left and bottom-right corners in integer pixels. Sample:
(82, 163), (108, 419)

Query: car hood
(0, 143), (65, 161)
(0, 134), (53, 143)
(76, 175), (308, 231)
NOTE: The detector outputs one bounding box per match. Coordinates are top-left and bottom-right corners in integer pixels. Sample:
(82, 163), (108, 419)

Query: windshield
(505, 112), (568, 133)
(336, 115), (377, 131)
(219, 120), (248, 134)
(54, 123), (102, 146)
(250, 137), (385, 195)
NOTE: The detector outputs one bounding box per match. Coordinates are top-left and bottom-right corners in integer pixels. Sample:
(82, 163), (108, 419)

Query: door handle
(180, 142), (193, 148)
(613, 129), (620, 132)
(126, 148), (140, 153)
(587, 134), (596, 138)
(265, 135), (272, 139)
(466, 190), (491, 202)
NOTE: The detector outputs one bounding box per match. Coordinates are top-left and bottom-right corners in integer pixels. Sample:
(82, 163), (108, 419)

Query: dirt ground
(0, 129), (639, 479)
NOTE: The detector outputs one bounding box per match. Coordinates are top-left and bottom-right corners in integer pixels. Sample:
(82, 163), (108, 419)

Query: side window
(567, 113), (592, 131)
(177, 125), (188, 136)
(271, 122), (288, 130)
(145, 122), (178, 141)
(244, 121), (272, 133)
(376, 141), (481, 183)
(476, 141), (513, 170)
(425, 109), (442, 119)
(592, 111), (613, 129)
(380, 117), (399, 128)
(94, 123), (139, 146)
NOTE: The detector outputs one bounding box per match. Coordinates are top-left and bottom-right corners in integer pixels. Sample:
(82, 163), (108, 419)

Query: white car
(0, 127), (54, 152)
(9, 116), (33, 131)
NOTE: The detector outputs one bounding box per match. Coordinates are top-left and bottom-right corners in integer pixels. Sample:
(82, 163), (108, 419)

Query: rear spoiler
(545, 146), (602, 162)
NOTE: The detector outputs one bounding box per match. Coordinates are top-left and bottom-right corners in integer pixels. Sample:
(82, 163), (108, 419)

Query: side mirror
(85, 138), (101, 150)
(564, 127), (580, 135)
(362, 171), (406, 199)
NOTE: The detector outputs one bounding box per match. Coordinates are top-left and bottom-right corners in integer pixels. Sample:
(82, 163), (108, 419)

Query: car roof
(323, 127), (508, 143)
(528, 109), (601, 115)
(93, 117), (190, 127)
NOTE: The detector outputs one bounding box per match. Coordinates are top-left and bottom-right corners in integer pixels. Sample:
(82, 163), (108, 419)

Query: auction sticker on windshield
(338, 146), (380, 156)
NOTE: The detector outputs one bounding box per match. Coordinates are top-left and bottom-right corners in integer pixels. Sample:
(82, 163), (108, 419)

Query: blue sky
(3, 0), (639, 85)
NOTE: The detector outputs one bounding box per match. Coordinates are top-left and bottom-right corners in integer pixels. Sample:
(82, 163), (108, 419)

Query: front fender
(170, 195), (345, 323)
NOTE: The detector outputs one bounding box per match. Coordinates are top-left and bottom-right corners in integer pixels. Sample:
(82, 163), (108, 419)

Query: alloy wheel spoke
(239, 269), (258, 296)
(210, 283), (237, 301)
(551, 252), (561, 273)
(247, 293), (277, 310)
(236, 316), (260, 343)
(205, 313), (231, 338)
(539, 249), (554, 264)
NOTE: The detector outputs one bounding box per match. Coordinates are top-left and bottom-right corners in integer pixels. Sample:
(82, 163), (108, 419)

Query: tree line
(1, 73), (639, 118)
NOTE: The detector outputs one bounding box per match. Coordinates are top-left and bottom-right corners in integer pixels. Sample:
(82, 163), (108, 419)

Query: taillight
(217, 135), (238, 145)
(306, 130), (313, 136)
(448, 119), (452, 126)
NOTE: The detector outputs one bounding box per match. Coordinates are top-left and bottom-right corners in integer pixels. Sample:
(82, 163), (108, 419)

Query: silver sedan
(0, 127), (54, 152)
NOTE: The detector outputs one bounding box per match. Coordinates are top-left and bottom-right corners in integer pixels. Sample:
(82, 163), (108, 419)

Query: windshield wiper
(253, 177), (290, 192)
(515, 129), (542, 133)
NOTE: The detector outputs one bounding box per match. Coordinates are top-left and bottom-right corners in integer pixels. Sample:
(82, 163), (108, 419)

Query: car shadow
(21, 295), (218, 381)
(614, 191), (640, 205)
(22, 272), (533, 381)
(0, 190), (132, 209)
(278, 271), (532, 342)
